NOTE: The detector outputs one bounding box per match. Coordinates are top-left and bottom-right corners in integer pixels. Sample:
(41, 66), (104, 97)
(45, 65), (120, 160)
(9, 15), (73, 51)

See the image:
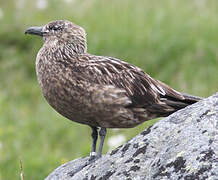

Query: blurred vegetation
(0, 0), (218, 179)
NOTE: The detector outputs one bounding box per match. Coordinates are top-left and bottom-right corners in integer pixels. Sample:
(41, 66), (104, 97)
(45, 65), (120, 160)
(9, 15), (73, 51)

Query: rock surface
(45, 93), (218, 180)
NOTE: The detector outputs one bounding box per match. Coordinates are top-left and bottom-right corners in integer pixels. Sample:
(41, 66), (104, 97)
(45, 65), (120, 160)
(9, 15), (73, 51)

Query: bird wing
(73, 54), (185, 108)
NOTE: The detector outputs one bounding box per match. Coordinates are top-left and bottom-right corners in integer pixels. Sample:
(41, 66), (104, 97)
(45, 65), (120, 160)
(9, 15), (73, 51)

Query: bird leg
(65, 127), (106, 176)
(89, 127), (106, 161)
(97, 127), (107, 158)
(89, 126), (98, 161)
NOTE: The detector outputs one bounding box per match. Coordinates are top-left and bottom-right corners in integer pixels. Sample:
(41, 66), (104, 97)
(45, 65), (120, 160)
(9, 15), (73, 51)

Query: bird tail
(160, 93), (203, 116)
(181, 93), (203, 104)
(142, 79), (203, 118)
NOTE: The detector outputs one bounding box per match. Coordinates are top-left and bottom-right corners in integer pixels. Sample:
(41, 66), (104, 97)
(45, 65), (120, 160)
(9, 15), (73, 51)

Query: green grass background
(0, 0), (218, 179)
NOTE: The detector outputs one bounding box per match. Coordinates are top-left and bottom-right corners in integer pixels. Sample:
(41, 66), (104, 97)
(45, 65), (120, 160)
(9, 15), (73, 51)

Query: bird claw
(89, 152), (97, 161)
(89, 152), (102, 162)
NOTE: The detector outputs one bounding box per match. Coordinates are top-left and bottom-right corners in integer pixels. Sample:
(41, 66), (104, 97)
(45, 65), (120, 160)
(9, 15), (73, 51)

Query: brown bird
(25, 20), (202, 160)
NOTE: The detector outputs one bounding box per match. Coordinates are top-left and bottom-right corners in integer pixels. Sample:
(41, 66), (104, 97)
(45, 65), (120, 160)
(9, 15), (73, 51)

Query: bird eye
(49, 25), (62, 31)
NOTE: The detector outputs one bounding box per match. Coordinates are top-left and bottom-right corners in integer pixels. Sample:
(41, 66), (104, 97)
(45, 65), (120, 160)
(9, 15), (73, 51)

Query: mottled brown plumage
(25, 20), (202, 159)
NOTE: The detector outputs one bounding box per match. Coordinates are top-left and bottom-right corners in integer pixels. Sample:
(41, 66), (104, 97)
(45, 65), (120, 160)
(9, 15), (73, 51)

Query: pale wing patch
(150, 84), (166, 95)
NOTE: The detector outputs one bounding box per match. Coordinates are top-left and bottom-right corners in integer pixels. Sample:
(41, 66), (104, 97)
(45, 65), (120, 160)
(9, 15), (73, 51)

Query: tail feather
(181, 93), (203, 103)
(159, 93), (203, 116)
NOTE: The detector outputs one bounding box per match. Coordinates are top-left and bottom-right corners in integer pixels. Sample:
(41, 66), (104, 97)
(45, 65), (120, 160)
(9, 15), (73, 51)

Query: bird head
(25, 20), (87, 54)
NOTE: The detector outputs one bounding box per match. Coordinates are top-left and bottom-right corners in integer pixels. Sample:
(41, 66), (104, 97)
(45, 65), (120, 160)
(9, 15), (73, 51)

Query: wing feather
(70, 54), (184, 108)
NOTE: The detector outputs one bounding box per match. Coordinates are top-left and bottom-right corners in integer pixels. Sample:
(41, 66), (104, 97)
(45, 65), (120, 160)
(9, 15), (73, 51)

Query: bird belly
(39, 80), (99, 126)
(38, 79), (146, 128)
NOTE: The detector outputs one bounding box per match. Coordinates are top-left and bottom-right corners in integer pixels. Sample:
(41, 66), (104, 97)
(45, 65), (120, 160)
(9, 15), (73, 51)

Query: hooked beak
(25, 26), (44, 36)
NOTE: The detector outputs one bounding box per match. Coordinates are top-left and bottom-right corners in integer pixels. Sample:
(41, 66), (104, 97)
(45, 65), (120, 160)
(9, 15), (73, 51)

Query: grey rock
(45, 93), (218, 180)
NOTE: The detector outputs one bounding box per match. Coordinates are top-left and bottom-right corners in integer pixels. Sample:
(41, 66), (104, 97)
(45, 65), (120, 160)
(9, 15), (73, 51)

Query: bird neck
(43, 39), (87, 59)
